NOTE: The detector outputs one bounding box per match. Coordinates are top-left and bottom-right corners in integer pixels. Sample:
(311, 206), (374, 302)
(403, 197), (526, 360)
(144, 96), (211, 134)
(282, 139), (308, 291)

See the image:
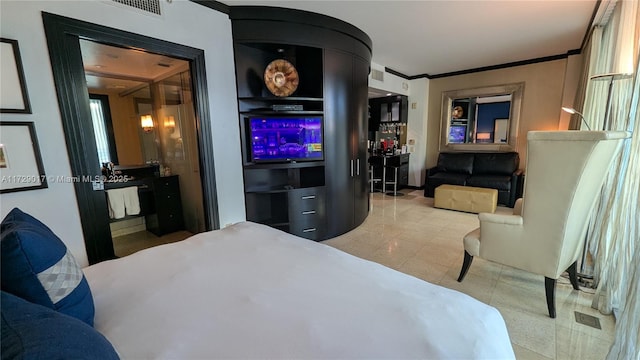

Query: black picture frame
(0, 38), (32, 114)
(0, 121), (48, 193)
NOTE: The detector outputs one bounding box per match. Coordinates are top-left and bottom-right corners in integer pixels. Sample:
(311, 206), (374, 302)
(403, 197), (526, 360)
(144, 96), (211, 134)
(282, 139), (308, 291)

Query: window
(88, 94), (118, 166)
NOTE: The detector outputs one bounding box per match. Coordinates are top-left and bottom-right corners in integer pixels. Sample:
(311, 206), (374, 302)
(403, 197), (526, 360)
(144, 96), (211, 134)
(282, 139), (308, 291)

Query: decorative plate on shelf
(452, 106), (464, 119)
(264, 59), (299, 97)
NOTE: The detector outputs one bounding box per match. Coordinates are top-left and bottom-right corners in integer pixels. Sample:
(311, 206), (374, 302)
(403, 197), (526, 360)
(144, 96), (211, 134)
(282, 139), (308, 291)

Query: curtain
(580, 1), (640, 359)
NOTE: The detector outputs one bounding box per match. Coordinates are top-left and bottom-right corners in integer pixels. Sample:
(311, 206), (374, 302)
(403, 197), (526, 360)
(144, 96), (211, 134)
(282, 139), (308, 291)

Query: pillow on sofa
(1, 291), (119, 359)
(0, 208), (95, 326)
(437, 153), (474, 175)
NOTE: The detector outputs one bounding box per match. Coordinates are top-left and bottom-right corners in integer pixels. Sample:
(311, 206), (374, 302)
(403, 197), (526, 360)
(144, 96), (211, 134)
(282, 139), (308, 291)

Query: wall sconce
(164, 116), (176, 133)
(140, 115), (154, 133)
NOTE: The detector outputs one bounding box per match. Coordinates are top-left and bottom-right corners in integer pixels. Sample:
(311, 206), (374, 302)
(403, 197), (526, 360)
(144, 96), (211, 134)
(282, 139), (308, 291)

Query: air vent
(574, 311), (601, 329)
(371, 69), (384, 82)
(111, 0), (161, 15)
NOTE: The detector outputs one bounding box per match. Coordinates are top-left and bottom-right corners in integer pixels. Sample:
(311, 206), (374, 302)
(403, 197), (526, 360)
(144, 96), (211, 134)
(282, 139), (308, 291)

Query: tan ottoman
(434, 184), (498, 213)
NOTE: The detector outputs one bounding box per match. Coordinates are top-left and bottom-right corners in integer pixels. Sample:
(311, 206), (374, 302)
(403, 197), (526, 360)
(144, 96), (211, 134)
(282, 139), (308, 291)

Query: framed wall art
(0, 122), (48, 193)
(1, 38), (31, 113)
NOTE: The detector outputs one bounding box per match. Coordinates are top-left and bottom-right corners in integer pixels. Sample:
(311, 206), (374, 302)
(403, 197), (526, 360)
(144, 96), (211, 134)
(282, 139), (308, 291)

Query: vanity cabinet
(145, 175), (184, 236)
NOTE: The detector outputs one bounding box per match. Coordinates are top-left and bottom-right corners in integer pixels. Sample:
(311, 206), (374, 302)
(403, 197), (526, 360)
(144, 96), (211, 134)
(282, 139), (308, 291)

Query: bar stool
(384, 158), (404, 196)
(368, 156), (383, 193)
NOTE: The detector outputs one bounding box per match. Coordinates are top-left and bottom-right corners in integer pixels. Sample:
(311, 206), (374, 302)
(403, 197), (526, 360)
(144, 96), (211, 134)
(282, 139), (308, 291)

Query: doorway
(43, 13), (219, 264)
(82, 40), (207, 257)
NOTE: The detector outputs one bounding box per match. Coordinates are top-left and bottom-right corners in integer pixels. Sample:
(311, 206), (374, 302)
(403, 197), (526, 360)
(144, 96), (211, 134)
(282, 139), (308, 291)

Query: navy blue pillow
(1, 208), (95, 326)
(1, 291), (119, 359)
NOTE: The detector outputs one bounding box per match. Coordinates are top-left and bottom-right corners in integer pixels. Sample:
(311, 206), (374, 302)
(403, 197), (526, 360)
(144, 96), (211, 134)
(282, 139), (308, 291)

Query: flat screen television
(449, 125), (467, 143)
(248, 116), (324, 163)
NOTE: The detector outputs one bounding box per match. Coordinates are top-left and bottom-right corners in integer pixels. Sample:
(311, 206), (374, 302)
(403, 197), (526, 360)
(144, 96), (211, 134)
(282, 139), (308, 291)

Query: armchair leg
(567, 261), (580, 290)
(457, 251), (474, 282)
(545, 277), (556, 318)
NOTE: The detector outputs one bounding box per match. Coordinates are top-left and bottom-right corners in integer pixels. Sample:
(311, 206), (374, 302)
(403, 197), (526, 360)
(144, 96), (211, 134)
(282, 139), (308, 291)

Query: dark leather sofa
(424, 152), (524, 207)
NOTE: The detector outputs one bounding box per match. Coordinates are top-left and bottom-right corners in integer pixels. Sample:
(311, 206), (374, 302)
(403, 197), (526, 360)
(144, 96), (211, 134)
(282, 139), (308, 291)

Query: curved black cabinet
(231, 7), (372, 240)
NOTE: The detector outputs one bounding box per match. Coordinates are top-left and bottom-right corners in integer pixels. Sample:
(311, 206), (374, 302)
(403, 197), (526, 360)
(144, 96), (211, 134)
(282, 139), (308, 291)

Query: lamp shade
(141, 115), (154, 132)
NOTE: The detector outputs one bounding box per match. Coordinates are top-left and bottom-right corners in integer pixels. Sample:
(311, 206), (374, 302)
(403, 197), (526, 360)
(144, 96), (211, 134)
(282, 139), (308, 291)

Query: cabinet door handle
(301, 195), (316, 200)
(351, 159), (354, 177)
(357, 158), (360, 176)
(302, 228), (316, 233)
(302, 210), (316, 215)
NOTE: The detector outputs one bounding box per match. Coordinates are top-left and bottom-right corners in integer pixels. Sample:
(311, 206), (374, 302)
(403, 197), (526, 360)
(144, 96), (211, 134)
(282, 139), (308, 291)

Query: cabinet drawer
(154, 176), (179, 192)
(288, 187), (325, 213)
(288, 187), (326, 241)
(290, 218), (325, 241)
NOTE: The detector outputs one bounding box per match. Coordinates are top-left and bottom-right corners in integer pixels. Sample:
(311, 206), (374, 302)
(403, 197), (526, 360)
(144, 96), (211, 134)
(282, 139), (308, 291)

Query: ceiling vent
(111, 0), (162, 16)
(371, 69), (384, 82)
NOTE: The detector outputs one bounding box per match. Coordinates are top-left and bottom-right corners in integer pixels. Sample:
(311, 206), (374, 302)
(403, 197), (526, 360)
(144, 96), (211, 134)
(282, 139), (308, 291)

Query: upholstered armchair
(457, 131), (630, 318)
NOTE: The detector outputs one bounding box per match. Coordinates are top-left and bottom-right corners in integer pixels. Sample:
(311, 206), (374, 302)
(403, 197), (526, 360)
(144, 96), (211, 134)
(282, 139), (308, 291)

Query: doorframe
(43, 12), (219, 264)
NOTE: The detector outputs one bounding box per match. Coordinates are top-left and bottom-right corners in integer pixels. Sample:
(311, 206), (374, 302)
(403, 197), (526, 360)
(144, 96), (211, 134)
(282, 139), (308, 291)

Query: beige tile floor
(323, 190), (615, 360)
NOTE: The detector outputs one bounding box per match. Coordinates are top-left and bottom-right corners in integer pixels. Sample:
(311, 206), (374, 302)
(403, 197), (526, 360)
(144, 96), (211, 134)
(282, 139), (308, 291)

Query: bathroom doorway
(82, 40), (207, 257)
(43, 13), (219, 264)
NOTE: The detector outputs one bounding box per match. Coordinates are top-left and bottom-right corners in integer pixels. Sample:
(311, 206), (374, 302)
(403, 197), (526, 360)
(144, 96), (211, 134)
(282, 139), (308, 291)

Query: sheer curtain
(579, 1), (640, 359)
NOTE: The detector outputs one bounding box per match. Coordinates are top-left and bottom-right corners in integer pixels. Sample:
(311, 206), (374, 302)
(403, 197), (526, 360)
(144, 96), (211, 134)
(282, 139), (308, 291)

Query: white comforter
(84, 222), (514, 359)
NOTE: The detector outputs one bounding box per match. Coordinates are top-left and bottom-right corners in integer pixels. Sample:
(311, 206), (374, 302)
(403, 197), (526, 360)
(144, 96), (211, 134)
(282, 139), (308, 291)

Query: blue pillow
(1, 291), (119, 359)
(1, 208), (95, 326)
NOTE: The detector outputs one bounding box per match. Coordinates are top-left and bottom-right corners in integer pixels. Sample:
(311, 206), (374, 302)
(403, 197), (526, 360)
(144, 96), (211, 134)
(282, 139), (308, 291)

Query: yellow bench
(434, 184), (497, 214)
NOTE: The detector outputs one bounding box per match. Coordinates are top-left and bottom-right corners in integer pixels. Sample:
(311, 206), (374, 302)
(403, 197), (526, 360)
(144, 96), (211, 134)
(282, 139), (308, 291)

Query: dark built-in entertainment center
(231, 7), (372, 240)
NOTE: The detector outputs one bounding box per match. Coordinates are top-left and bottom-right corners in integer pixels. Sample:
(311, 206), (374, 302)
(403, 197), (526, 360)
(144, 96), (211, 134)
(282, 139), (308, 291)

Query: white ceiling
(80, 39), (189, 94)
(221, 0), (599, 77)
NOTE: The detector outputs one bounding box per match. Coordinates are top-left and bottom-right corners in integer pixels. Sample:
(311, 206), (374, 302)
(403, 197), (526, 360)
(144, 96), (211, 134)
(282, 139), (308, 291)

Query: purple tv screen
(249, 117), (323, 162)
(449, 125), (467, 143)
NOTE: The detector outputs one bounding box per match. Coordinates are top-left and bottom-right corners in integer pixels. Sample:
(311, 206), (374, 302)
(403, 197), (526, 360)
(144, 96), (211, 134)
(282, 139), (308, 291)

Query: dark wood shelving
(244, 161), (325, 170)
(232, 7), (371, 240)
(239, 111), (324, 116)
(239, 96), (323, 102)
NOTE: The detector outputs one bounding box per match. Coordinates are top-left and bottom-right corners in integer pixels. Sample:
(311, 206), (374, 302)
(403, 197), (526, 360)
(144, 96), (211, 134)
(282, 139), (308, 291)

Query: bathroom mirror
(439, 82), (524, 152)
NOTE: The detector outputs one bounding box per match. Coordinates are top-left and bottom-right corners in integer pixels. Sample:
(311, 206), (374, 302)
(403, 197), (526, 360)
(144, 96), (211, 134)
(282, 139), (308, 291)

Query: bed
(81, 221), (515, 359)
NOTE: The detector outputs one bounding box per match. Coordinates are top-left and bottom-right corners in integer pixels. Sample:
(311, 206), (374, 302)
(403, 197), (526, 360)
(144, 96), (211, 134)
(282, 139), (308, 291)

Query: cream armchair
(457, 131), (630, 318)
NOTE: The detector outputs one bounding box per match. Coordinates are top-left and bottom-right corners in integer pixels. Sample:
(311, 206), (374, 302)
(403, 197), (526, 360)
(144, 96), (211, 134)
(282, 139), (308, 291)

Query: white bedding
(84, 222), (514, 359)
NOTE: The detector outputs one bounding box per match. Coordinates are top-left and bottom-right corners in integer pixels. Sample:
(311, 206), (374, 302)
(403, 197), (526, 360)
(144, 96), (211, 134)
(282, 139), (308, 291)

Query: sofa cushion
(437, 153), (474, 174)
(429, 172), (469, 186)
(1, 208), (95, 326)
(473, 152), (519, 175)
(1, 291), (119, 359)
(467, 175), (512, 191)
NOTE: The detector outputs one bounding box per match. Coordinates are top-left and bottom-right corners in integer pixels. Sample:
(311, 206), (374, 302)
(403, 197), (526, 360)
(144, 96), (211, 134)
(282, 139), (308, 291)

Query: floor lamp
(591, 72), (633, 131)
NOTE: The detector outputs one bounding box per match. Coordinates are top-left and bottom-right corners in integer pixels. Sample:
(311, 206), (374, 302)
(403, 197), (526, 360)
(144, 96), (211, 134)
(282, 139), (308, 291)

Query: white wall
(0, 0), (245, 267)
(368, 61), (410, 96)
(406, 78), (429, 187)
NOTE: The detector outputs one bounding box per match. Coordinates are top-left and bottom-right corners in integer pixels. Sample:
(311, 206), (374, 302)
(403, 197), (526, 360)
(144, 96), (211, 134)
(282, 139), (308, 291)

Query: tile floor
(323, 190), (615, 360)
